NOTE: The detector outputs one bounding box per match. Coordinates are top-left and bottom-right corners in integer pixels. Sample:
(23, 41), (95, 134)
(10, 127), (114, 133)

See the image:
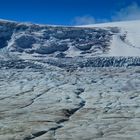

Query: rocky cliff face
(0, 20), (140, 140)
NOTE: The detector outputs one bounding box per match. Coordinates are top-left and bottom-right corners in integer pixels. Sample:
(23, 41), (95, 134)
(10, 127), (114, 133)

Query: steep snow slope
(81, 20), (140, 56)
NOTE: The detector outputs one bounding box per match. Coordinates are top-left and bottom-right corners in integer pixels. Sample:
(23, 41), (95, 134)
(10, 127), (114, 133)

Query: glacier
(0, 19), (140, 140)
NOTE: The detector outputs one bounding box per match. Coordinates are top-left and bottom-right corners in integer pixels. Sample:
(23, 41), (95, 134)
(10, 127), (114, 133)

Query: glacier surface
(0, 20), (140, 140)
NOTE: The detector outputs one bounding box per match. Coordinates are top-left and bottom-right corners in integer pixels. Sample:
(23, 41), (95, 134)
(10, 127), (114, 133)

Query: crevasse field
(0, 20), (140, 140)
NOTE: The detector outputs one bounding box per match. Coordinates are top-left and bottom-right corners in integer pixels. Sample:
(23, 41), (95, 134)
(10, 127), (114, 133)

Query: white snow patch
(80, 20), (140, 56)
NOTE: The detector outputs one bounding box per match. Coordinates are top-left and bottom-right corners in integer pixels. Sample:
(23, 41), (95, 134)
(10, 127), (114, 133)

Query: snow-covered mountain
(0, 19), (140, 68)
(1, 20), (140, 140)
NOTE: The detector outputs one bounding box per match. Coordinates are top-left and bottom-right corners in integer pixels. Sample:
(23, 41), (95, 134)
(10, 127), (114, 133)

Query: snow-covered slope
(81, 20), (140, 56)
(0, 19), (140, 67)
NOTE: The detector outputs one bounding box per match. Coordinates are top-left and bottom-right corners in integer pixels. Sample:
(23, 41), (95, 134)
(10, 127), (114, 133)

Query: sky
(0, 0), (140, 25)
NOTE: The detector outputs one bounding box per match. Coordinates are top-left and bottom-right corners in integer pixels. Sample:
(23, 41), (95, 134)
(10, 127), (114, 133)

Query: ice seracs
(0, 19), (140, 58)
